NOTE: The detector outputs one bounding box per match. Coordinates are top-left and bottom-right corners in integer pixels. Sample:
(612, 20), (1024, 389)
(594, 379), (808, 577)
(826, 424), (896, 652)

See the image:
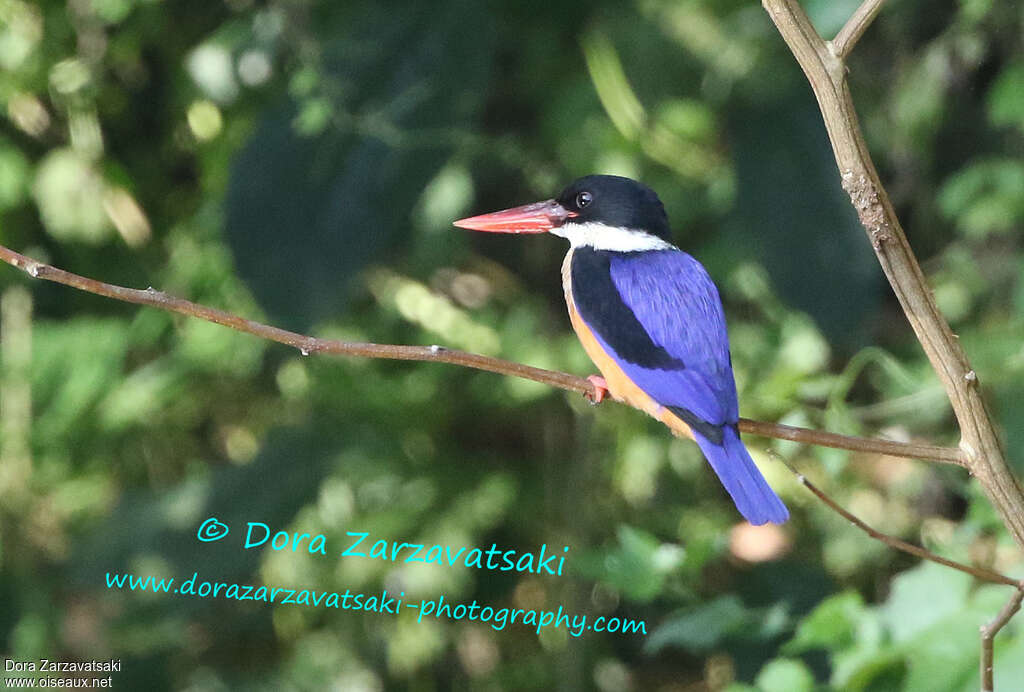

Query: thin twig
(831, 0), (886, 59)
(982, 588), (1024, 692)
(783, 442), (1024, 692)
(740, 418), (961, 465)
(0, 243), (964, 464)
(0, 245), (586, 392)
(776, 454), (1019, 588)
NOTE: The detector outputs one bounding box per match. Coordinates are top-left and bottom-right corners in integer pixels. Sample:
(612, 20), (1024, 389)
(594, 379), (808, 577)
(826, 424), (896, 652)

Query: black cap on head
(555, 175), (672, 242)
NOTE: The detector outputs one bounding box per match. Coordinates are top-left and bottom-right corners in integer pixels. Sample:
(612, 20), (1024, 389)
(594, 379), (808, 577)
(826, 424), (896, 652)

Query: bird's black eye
(575, 191), (592, 209)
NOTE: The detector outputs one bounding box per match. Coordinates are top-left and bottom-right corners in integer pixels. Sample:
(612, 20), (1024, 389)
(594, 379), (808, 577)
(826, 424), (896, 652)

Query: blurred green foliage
(1, 0), (1023, 690)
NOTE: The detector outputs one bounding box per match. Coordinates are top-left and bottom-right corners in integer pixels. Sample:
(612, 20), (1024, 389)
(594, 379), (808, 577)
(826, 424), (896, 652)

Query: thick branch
(762, 0), (1024, 550)
(0, 243), (962, 464)
(763, 4), (1024, 689)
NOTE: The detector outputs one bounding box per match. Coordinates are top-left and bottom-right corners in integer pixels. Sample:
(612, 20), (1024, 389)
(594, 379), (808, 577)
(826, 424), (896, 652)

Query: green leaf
(785, 590), (866, 654)
(31, 149), (112, 244)
(754, 658), (816, 692)
(0, 138), (29, 211)
(645, 596), (748, 654)
(882, 562), (973, 643)
(33, 318), (130, 443)
(901, 585), (1013, 692)
(579, 525), (685, 603)
(939, 159), (1024, 238)
(224, 1), (493, 330)
(988, 61), (1024, 132)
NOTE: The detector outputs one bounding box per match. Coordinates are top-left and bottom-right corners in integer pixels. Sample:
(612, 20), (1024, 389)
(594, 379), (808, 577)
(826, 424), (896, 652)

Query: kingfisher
(454, 175), (788, 525)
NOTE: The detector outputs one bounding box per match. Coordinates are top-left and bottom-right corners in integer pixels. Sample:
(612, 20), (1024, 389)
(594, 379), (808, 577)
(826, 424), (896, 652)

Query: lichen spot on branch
(841, 171), (891, 250)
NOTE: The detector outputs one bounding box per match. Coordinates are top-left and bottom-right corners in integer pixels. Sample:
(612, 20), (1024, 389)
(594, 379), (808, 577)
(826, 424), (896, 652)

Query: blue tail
(694, 426), (789, 525)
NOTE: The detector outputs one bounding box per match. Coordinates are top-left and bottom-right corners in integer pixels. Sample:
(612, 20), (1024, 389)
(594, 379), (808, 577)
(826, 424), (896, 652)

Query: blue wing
(572, 247), (789, 525)
(595, 249), (738, 427)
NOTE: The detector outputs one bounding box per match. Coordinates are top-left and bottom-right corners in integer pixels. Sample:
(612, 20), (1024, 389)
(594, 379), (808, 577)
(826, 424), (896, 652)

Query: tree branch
(0, 243), (963, 465)
(782, 449), (1024, 692)
(982, 588), (1024, 692)
(761, 0), (1024, 551)
(831, 0), (886, 59)
(763, 3), (1024, 687)
(740, 418), (960, 465)
(778, 454), (1019, 588)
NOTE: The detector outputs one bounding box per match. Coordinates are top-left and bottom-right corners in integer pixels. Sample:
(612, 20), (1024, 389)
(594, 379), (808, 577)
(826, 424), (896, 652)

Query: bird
(453, 175), (788, 525)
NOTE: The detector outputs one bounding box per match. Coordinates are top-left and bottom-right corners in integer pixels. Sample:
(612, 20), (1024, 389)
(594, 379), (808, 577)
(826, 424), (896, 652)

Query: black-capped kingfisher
(454, 175), (788, 525)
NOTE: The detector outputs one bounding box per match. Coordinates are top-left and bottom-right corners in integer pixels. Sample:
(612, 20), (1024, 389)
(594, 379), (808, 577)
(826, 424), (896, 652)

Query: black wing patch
(570, 248), (687, 371)
(666, 406), (724, 444)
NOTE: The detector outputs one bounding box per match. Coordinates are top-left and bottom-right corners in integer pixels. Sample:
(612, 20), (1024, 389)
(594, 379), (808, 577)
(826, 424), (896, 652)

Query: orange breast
(561, 250), (694, 440)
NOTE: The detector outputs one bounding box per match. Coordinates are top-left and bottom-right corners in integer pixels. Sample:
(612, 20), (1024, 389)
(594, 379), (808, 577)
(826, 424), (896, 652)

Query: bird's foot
(584, 375), (609, 405)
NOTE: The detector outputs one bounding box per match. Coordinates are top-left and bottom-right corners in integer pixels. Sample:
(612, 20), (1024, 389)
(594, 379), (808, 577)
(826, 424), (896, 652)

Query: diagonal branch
(0, 243), (963, 465)
(778, 454), (1019, 588)
(763, 3), (1024, 688)
(831, 0), (886, 59)
(761, 0), (1024, 551)
(781, 450), (1024, 692)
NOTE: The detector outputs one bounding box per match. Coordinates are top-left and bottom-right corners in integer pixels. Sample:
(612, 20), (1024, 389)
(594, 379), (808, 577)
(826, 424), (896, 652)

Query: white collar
(551, 221), (675, 252)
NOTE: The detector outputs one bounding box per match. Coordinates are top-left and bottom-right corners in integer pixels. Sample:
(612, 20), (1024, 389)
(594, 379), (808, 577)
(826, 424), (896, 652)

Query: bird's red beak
(453, 200), (576, 234)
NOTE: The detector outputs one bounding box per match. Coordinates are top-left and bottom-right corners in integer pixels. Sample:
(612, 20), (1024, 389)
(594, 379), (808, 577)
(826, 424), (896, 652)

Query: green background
(2, 0), (1023, 689)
